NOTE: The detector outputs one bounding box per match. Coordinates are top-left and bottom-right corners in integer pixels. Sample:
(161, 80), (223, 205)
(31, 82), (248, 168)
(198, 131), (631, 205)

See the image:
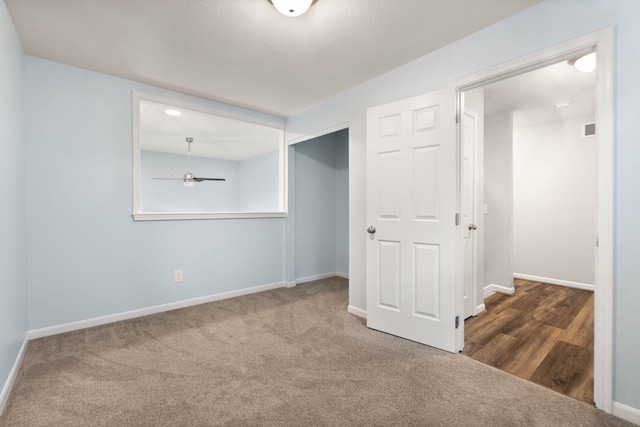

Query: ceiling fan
(153, 137), (226, 186)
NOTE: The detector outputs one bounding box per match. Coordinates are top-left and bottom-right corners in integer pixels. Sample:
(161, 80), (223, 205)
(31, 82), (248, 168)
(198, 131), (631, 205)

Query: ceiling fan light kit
(152, 137), (226, 186)
(268, 0), (316, 17)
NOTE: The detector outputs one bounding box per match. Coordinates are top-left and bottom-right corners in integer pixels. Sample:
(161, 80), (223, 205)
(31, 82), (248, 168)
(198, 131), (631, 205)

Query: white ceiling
(6, 0), (543, 117)
(139, 100), (282, 161)
(483, 58), (596, 128)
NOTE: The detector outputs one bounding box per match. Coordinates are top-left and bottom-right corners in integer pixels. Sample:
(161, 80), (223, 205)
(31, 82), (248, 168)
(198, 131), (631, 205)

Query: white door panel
(462, 108), (478, 319)
(366, 90), (458, 353)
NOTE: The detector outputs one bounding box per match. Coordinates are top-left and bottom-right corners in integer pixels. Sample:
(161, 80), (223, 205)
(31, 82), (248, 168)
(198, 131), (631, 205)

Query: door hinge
(455, 213), (460, 226)
(456, 112), (460, 124)
(455, 315), (460, 329)
(596, 237), (599, 247)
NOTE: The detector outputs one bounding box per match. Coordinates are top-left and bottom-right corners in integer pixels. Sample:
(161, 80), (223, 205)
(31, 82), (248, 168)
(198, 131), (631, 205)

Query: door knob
(367, 226), (376, 234)
(468, 224), (477, 231)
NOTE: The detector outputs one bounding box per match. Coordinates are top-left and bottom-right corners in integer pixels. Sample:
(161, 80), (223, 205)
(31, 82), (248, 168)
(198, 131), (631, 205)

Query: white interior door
(366, 89), (459, 353)
(461, 108), (478, 319)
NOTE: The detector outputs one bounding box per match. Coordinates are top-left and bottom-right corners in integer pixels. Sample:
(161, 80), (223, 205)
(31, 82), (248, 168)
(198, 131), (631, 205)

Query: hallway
(463, 279), (594, 404)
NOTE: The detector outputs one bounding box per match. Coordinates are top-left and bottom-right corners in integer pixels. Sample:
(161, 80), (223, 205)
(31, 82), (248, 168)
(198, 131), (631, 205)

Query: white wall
(0, 1), (28, 412)
(484, 111), (514, 292)
(513, 114), (597, 286)
(285, 0), (640, 411)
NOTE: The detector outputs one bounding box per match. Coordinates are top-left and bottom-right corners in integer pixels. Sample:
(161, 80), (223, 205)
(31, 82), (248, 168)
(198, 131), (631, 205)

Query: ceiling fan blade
(194, 177), (226, 182)
(156, 139), (226, 183)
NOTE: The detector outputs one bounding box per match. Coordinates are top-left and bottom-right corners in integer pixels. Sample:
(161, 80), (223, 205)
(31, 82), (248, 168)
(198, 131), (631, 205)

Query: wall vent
(582, 122), (596, 137)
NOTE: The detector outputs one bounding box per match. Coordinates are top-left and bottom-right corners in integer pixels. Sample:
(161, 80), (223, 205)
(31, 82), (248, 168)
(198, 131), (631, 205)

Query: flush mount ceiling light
(268, 0), (317, 17)
(568, 52), (597, 73)
(165, 109), (182, 116)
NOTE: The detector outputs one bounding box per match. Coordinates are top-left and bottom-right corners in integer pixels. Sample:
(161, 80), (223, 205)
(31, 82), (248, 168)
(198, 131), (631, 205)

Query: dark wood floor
(463, 279), (594, 404)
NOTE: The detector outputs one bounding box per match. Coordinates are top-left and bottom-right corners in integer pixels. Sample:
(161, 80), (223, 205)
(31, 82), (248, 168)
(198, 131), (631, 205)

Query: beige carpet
(0, 277), (632, 426)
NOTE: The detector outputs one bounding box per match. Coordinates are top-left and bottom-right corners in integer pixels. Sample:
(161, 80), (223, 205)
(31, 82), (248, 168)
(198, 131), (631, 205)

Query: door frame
(450, 27), (614, 412)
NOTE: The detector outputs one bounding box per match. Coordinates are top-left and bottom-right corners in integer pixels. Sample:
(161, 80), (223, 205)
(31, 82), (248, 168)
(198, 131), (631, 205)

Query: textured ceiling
(139, 99), (282, 161)
(484, 58), (596, 128)
(6, 0), (542, 117)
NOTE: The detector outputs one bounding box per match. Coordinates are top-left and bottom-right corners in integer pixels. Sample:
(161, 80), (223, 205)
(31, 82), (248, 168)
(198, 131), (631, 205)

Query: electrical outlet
(174, 270), (183, 283)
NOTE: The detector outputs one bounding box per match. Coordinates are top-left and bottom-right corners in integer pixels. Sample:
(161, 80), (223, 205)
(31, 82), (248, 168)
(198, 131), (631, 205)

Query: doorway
(293, 128), (349, 284)
(361, 27), (613, 411)
(458, 44), (602, 405)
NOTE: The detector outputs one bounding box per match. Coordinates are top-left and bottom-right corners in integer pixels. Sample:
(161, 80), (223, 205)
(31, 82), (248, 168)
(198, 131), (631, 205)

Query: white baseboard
(613, 401), (640, 425)
(336, 272), (349, 279)
(296, 272), (345, 285)
(27, 273), (350, 340)
(348, 305), (367, 319)
(0, 335), (28, 416)
(474, 303), (486, 316)
(28, 281), (287, 340)
(484, 284), (515, 298)
(514, 273), (594, 292)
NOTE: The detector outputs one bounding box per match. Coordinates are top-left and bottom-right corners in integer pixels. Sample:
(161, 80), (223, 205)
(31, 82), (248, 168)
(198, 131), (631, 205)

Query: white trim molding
(287, 122), (349, 146)
(28, 274), (351, 340)
(592, 26), (615, 414)
(613, 402), (640, 425)
(474, 304), (486, 316)
(514, 273), (594, 292)
(348, 305), (367, 319)
(295, 272), (346, 285)
(336, 272), (349, 280)
(131, 91), (288, 221)
(0, 336), (28, 416)
(28, 281), (287, 339)
(133, 212), (287, 221)
(484, 284), (516, 298)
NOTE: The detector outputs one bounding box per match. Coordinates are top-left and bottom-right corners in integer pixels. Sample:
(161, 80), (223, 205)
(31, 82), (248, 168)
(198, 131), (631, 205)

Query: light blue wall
(141, 149), (280, 212)
(141, 150), (239, 212)
(238, 149), (280, 212)
(0, 1), (27, 405)
(285, 0), (640, 409)
(294, 129), (348, 280)
(611, 0), (640, 409)
(6, 0), (639, 413)
(25, 57), (286, 329)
